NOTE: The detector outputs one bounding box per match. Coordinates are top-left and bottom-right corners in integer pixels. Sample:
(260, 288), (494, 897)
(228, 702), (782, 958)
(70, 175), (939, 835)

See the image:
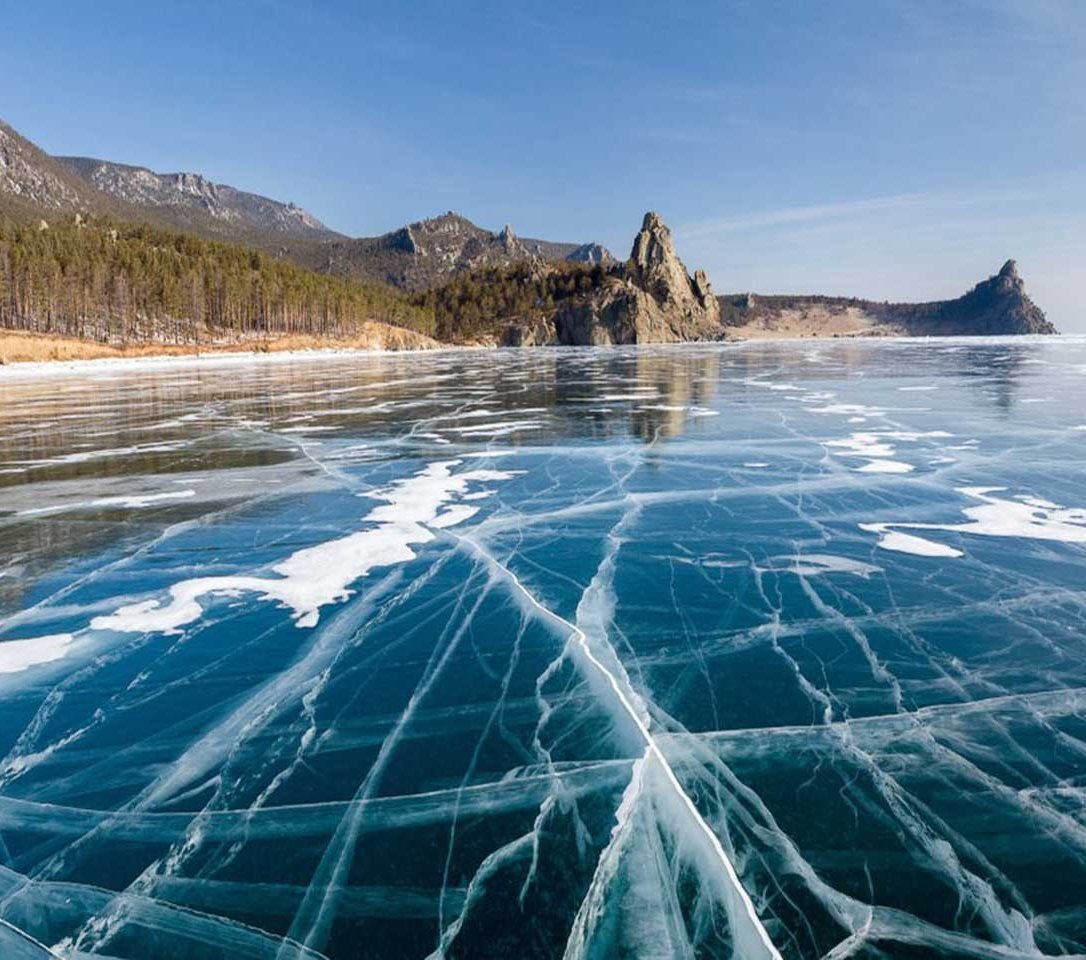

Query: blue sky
(3, 0), (1084, 329)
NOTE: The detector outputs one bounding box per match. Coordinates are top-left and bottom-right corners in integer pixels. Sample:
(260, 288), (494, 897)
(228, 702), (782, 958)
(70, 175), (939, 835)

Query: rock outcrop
(922, 259), (1054, 335)
(527, 212), (723, 346)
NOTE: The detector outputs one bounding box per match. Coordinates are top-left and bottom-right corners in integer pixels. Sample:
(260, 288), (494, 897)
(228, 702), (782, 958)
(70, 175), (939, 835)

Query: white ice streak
(445, 419), (544, 436)
(14, 440), (189, 467)
(761, 554), (881, 578)
(637, 403), (719, 417)
(18, 490), (197, 517)
(90, 461), (518, 635)
(459, 526), (782, 960)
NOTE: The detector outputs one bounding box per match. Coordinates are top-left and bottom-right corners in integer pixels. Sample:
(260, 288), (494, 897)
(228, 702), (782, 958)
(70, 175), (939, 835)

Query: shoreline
(0, 330), (1073, 380)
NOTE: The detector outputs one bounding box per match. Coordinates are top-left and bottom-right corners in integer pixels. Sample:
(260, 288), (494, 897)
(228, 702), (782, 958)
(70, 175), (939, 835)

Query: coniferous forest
(413, 261), (611, 342)
(0, 215), (435, 344)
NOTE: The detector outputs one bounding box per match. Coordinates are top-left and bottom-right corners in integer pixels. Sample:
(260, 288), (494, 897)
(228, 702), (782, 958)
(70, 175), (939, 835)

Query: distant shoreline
(0, 327), (439, 369)
(1, 329), (1075, 381)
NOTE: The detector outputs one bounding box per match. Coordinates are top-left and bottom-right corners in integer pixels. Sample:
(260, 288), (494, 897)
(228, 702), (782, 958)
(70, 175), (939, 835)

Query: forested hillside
(414, 261), (613, 342)
(0, 216), (434, 345)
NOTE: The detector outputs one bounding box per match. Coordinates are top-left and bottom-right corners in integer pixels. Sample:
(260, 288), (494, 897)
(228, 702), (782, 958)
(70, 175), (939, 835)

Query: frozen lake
(1, 338), (1085, 959)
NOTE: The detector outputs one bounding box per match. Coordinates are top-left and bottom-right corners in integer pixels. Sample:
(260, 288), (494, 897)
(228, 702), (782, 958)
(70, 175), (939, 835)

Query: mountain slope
(0, 119), (118, 217)
(2, 117), (612, 286)
(1, 118), (336, 255)
(58, 156), (339, 242)
(313, 211), (614, 291)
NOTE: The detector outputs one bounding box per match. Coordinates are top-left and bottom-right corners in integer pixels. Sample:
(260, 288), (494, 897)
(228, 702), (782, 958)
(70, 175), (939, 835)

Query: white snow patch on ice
(860, 525), (964, 558)
(856, 459), (914, 474)
(90, 461), (519, 635)
(0, 634), (74, 673)
(860, 487), (1086, 559)
(810, 403), (885, 417)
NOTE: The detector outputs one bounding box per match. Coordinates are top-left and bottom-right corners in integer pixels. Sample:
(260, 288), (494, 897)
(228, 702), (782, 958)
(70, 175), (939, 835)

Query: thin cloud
(675, 177), (1069, 243)
(675, 193), (936, 240)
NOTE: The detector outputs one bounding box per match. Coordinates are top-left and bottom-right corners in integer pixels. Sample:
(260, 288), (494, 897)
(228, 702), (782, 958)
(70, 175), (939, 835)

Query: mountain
(0, 115), (1056, 349)
(1, 118), (612, 286)
(313, 211), (614, 291)
(1, 118), (337, 252)
(719, 259), (1056, 338)
(57, 156), (340, 242)
(0, 119), (116, 217)
(423, 212), (721, 346)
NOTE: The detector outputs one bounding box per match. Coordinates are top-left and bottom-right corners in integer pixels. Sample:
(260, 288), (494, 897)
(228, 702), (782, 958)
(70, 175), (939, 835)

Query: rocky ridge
(317, 212), (615, 291)
(57, 157), (338, 241)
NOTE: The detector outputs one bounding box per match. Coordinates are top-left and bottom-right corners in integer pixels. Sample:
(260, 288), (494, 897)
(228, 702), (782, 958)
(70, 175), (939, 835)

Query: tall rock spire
(627, 211), (720, 316)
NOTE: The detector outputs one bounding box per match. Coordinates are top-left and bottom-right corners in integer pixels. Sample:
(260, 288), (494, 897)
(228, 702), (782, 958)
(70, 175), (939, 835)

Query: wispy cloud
(675, 193), (936, 240)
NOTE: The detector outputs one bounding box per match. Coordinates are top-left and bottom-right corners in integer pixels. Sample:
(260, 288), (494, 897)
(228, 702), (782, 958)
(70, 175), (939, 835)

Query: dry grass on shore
(0, 325), (440, 365)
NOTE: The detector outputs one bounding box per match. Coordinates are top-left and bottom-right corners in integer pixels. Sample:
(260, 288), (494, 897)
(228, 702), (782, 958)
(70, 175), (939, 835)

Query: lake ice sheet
(1, 338), (1085, 959)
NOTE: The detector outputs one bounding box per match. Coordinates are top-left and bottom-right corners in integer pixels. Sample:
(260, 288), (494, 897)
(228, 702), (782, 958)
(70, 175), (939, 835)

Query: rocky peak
(530, 211), (722, 347)
(414, 212), (480, 237)
(993, 258), (1026, 297)
(498, 223), (518, 252)
(947, 259), (1055, 335)
(627, 211), (718, 313)
(629, 212), (673, 276)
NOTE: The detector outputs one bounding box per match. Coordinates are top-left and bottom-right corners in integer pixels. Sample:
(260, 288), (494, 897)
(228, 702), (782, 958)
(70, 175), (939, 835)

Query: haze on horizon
(2, 0), (1083, 330)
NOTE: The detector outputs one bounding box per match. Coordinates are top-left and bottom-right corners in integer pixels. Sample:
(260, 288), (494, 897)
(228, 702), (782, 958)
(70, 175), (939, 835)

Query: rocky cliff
(502, 212), (723, 346)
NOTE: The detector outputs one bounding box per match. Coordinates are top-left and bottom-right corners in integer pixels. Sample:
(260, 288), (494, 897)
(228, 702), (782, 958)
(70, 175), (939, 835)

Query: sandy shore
(0, 325), (440, 368)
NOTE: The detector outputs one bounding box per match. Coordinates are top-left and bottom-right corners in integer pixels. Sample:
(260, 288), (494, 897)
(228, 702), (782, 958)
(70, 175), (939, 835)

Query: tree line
(413, 261), (613, 341)
(0, 215), (436, 344)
